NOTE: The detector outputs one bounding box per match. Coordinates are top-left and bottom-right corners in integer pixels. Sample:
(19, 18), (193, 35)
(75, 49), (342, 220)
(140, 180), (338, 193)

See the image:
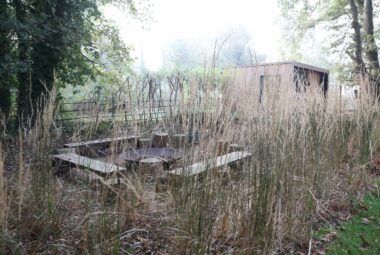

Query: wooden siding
(224, 62), (329, 101)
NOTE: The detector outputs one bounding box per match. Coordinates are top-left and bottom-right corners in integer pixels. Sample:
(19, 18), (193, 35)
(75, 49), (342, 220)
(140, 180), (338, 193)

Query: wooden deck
(53, 153), (125, 175)
(64, 135), (139, 148)
(169, 151), (252, 177)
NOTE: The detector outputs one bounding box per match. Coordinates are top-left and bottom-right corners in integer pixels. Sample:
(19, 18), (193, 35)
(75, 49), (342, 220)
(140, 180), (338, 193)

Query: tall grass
(168, 73), (378, 254)
(0, 70), (378, 254)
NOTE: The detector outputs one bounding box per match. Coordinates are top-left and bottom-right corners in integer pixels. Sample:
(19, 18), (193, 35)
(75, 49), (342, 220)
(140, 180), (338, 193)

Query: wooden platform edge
(64, 135), (139, 148)
(168, 151), (252, 177)
(53, 153), (126, 174)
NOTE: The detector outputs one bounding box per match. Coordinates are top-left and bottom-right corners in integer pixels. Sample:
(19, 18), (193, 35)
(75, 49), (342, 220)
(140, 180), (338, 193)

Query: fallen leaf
(361, 218), (371, 225)
(323, 232), (337, 242)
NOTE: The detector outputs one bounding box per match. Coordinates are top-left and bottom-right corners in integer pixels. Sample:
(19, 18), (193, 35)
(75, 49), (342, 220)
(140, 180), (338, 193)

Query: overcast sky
(103, 0), (282, 70)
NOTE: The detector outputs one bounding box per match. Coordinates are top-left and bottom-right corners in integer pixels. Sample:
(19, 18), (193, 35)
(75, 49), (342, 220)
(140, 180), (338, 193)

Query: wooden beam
(64, 135), (139, 148)
(169, 151), (252, 177)
(53, 153), (125, 175)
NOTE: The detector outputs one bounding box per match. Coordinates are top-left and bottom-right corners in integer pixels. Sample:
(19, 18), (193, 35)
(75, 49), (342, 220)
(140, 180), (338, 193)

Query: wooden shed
(225, 61), (329, 101)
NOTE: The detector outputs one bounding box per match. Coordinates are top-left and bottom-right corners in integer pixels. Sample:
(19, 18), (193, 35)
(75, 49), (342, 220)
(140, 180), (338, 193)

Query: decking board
(64, 135), (138, 148)
(54, 153), (125, 174)
(169, 151), (252, 176)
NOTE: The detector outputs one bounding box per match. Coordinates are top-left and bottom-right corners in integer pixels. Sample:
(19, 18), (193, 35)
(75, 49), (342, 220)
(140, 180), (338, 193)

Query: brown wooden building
(225, 61), (329, 101)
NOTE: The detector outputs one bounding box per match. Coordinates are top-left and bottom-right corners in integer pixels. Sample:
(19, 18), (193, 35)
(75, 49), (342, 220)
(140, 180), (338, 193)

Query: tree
(13, 0), (34, 119)
(161, 26), (265, 71)
(162, 39), (203, 71)
(348, 0), (365, 72)
(363, 0), (379, 74)
(0, 0), (143, 123)
(278, 0), (379, 93)
(0, 1), (12, 118)
(13, 0), (102, 119)
(60, 20), (135, 103)
(217, 27), (265, 67)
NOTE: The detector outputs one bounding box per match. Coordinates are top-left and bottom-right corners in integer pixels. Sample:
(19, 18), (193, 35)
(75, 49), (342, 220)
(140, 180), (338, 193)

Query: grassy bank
(327, 179), (380, 255)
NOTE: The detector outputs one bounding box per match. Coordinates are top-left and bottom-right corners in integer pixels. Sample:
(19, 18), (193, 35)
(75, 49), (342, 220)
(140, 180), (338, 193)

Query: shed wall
(224, 63), (294, 102)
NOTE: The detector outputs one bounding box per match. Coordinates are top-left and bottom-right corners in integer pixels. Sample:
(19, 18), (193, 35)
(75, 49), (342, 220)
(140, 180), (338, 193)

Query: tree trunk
(363, 0), (380, 94)
(363, 0), (379, 70)
(348, 0), (365, 74)
(0, 1), (12, 118)
(14, 0), (32, 121)
(30, 0), (65, 110)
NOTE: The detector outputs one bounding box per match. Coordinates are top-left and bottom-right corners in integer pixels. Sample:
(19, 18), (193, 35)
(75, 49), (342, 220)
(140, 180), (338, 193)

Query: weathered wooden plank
(169, 151), (252, 177)
(53, 153), (125, 174)
(64, 135), (139, 148)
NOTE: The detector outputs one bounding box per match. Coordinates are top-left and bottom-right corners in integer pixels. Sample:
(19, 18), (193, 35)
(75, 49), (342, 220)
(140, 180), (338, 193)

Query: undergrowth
(327, 179), (380, 255)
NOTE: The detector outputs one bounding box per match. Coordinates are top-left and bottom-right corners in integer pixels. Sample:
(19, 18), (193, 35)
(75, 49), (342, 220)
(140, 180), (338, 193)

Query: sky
(103, 0), (282, 71)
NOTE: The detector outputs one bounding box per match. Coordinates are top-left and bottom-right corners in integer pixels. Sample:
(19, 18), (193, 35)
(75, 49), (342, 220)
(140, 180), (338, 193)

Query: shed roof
(232, 61), (329, 74)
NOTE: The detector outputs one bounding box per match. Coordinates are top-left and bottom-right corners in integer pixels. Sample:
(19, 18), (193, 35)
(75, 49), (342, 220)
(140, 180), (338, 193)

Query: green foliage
(278, 0), (380, 83)
(0, 0), (144, 122)
(327, 180), (380, 254)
